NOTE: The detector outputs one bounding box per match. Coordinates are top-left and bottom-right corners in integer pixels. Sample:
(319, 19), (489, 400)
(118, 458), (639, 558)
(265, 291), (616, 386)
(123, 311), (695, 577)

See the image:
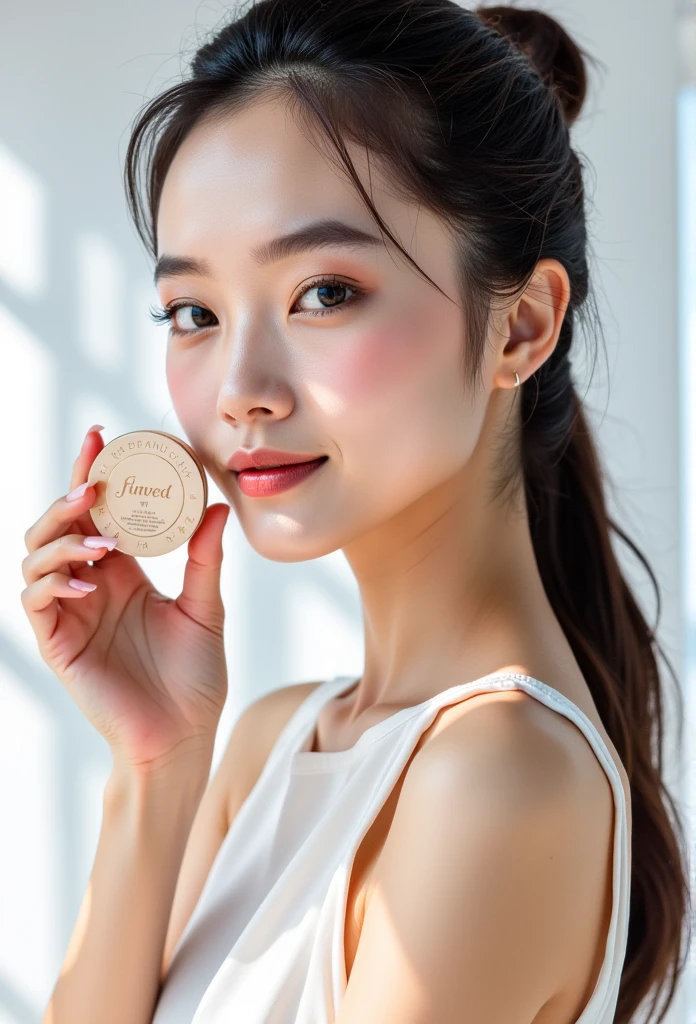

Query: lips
(234, 456), (328, 498)
(227, 448), (325, 473)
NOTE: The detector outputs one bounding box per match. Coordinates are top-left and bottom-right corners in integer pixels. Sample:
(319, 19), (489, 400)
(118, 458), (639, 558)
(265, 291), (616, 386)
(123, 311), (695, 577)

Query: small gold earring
(514, 370), (521, 388)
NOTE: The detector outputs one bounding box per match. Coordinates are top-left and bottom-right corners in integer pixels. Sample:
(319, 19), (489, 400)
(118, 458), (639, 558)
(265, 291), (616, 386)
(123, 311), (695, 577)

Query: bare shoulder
(413, 688), (616, 809)
(222, 679), (324, 828)
(336, 692), (618, 1022)
(399, 690), (617, 864)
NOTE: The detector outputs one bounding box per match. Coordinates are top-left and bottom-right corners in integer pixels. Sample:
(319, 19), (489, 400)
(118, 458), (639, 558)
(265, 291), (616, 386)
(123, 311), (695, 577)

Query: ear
(492, 259), (571, 389)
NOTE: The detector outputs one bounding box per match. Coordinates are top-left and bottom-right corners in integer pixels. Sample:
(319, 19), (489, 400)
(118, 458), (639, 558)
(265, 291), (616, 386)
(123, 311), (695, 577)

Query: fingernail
(68, 578), (97, 592)
(80, 425), (104, 455)
(83, 536), (118, 549)
(66, 482), (91, 502)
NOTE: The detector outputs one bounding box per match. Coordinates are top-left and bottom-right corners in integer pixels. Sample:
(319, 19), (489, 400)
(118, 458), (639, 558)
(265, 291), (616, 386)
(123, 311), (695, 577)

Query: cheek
(320, 316), (431, 408)
(166, 356), (192, 416)
(314, 306), (477, 490)
(165, 352), (215, 437)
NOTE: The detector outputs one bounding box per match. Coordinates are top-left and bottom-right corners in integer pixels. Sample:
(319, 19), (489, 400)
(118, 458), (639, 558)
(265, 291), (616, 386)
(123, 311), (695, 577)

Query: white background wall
(0, 0), (691, 1021)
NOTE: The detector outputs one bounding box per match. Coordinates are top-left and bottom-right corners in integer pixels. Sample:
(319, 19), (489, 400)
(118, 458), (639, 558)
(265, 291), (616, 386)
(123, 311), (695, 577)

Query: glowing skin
(156, 92), (581, 727)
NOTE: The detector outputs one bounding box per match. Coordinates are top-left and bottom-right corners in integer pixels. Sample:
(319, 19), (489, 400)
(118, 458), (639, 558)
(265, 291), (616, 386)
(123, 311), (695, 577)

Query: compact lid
(87, 429), (208, 557)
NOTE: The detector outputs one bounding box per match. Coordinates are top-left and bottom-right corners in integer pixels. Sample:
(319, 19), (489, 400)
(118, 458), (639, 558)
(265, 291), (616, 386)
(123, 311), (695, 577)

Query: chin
(235, 514), (346, 563)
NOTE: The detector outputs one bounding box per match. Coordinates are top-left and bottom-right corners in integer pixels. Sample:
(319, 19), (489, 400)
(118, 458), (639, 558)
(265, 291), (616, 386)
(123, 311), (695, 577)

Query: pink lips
(234, 456), (328, 497)
(228, 448), (324, 472)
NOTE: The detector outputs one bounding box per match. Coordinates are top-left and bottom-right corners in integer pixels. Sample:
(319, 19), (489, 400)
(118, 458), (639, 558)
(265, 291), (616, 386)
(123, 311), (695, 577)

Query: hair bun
(475, 6), (588, 125)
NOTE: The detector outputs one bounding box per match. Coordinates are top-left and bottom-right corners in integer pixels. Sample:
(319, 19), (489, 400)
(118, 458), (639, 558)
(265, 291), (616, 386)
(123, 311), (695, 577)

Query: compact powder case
(86, 430), (208, 557)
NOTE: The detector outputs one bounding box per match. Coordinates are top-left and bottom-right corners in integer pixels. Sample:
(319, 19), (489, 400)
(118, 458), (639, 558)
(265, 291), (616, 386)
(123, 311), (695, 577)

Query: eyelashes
(149, 302), (215, 336)
(149, 274), (367, 338)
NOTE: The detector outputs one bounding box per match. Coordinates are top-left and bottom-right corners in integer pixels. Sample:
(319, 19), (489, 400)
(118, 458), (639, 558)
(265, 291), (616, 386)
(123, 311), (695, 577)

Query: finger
(65, 425), (109, 547)
(176, 504), (231, 626)
(24, 482), (98, 555)
(69, 423), (105, 495)
(22, 533), (118, 586)
(23, 424), (105, 554)
(21, 572), (98, 648)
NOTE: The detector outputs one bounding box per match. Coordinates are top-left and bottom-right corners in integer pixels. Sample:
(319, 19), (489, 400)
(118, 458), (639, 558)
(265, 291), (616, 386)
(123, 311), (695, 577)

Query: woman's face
(155, 93), (498, 562)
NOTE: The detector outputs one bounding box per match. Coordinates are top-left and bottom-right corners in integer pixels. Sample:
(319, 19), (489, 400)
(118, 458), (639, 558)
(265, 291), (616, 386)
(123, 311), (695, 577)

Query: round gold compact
(87, 430), (208, 557)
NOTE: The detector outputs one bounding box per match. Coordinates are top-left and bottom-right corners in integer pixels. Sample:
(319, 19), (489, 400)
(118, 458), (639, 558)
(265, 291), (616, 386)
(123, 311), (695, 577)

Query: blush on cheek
(166, 360), (189, 410)
(325, 320), (426, 403)
(166, 359), (209, 429)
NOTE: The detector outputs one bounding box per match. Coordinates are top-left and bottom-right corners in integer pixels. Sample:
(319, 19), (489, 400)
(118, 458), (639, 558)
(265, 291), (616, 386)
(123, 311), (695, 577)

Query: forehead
(154, 91), (462, 300)
(157, 94), (392, 249)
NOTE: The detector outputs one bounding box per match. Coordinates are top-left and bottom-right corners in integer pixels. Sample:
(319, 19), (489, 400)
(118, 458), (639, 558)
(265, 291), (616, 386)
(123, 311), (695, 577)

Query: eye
(291, 275), (365, 317)
(149, 274), (366, 338)
(149, 302), (218, 337)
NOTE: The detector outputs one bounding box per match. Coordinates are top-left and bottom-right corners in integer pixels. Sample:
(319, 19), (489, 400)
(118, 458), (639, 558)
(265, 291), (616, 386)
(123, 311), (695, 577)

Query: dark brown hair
(123, 1), (691, 1019)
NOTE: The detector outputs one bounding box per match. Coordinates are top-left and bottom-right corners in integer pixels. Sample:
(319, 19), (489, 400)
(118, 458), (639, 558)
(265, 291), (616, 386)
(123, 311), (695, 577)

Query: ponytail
(522, 315), (691, 1021)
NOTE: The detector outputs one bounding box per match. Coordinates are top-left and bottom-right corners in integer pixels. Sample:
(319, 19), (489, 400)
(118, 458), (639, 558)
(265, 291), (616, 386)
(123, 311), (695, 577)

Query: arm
(44, 679), (322, 1023)
(335, 696), (615, 1023)
(43, 740), (214, 1024)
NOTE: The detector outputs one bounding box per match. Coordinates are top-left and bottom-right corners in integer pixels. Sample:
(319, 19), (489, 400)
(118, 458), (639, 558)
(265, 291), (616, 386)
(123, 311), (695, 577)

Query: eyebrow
(153, 218), (385, 285)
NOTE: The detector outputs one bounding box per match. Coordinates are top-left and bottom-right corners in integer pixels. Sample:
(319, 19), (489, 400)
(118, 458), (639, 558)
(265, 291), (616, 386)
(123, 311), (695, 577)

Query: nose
(216, 321), (295, 427)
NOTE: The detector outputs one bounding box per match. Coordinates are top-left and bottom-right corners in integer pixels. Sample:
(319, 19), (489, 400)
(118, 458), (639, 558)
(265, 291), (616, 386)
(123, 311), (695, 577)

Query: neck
(341, 455), (558, 720)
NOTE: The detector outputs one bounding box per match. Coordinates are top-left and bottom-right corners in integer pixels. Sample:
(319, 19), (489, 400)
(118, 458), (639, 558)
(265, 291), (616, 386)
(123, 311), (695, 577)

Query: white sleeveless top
(152, 672), (631, 1024)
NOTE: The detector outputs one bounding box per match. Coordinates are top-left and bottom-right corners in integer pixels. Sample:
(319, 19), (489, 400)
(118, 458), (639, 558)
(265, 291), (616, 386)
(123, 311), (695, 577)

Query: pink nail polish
(68, 578), (97, 592)
(83, 536), (118, 549)
(66, 482), (91, 502)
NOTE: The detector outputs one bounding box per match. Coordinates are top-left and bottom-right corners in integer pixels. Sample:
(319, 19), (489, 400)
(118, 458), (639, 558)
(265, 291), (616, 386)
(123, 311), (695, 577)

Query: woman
(22, 1), (690, 1022)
